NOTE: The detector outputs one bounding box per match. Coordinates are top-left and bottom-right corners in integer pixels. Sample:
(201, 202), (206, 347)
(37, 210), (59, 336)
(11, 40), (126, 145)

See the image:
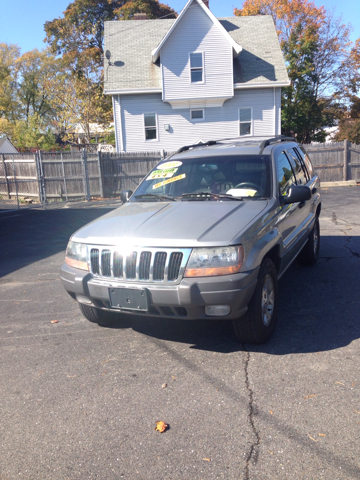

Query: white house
(104, 0), (289, 152)
(0, 136), (18, 154)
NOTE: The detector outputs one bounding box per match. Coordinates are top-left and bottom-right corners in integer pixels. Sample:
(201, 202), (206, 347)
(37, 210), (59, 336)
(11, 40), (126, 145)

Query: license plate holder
(109, 287), (148, 312)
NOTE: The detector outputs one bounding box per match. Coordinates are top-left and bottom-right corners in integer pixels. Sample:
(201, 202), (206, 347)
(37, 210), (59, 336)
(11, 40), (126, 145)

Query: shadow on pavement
(0, 206), (115, 278)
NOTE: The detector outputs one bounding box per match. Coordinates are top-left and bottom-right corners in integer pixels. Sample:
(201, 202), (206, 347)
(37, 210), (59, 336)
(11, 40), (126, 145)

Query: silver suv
(61, 136), (321, 344)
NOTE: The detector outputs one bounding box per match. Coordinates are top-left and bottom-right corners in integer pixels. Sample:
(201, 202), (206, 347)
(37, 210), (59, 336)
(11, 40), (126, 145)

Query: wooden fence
(1, 142), (359, 209)
(305, 140), (360, 182)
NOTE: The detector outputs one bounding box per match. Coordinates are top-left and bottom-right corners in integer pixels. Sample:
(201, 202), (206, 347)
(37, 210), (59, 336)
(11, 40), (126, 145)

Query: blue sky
(1, 0), (359, 54)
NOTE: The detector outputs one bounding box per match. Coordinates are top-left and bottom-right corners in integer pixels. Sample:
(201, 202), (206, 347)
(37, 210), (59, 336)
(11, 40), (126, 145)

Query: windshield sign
(133, 155), (271, 201)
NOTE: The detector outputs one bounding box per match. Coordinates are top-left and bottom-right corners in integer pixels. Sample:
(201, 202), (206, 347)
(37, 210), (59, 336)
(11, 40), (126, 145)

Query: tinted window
(297, 146), (314, 178)
(276, 152), (296, 195)
(287, 148), (307, 185)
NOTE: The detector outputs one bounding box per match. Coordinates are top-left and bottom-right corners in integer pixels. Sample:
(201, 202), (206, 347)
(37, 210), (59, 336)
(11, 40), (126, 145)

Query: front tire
(79, 303), (119, 326)
(233, 258), (278, 344)
(297, 216), (320, 266)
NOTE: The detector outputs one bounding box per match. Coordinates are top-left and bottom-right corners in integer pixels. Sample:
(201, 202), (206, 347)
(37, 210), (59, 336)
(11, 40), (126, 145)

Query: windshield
(132, 155), (271, 201)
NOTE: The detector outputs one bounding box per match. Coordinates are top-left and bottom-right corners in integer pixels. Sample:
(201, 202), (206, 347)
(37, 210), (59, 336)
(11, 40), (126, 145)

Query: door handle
(298, 201), (306, 209)
(312, 187), (317, 194)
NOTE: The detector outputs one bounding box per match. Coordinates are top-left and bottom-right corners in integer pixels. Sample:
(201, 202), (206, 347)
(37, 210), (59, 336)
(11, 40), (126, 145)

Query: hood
(72, 200), (268, 247)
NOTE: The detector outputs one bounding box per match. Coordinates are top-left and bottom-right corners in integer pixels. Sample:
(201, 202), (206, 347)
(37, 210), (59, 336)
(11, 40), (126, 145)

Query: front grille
(88, 246), (192, 284)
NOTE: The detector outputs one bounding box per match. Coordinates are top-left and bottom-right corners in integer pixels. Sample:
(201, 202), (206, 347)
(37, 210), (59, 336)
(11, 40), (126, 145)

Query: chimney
(202, 0), (210, 8)
(133, 13), (148, 20)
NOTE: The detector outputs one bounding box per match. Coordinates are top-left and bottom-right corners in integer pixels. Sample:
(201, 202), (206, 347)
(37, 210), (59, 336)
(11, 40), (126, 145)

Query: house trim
(104, 88), (162, 96)
(151, 0), (242, 63)
(168, 97), (231, 109)
(234, 81), (290, 90)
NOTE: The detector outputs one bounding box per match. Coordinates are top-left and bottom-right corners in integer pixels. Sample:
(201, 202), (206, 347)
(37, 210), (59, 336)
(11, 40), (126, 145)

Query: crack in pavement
(344, 237), (360, 258)
(243, 347), (260, 480)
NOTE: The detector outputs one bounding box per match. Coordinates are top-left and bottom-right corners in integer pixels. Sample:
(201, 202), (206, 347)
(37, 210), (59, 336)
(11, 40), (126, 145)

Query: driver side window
(276, 152), (296, 195)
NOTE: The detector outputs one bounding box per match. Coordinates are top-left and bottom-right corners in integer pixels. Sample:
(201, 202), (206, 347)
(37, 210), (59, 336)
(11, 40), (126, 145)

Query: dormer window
(190, 52), (204, 83)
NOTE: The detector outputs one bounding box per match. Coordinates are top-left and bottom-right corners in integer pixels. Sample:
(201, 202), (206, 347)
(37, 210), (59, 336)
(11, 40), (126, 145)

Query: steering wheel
(234, 182), (259, 190)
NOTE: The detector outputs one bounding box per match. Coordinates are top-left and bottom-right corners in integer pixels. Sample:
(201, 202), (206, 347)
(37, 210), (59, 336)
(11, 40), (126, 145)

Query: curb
(320, 180), (358, 187)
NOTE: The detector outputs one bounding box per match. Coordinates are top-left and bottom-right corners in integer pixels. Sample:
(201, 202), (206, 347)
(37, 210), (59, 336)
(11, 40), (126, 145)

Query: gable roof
(151, 0), (242, 63)
(0, 136), (18, 153)
(104, 14), (289, 94)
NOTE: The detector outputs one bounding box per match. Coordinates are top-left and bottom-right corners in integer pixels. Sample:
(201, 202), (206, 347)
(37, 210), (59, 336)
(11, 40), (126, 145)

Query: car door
(274, 150), (307, 272)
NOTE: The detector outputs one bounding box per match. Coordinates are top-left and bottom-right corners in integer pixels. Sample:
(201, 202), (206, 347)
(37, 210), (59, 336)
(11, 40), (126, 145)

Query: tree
(16, 49), (60, 123)
(0, 43), (21, 121)
(234, 0), (359, 142)
(115, 0), (177, 20)
(43, 55), (112, 143)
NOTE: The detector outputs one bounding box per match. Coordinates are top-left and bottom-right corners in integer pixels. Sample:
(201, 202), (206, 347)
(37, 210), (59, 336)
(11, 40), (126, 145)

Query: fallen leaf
(101, 371), (107, 376)
(304, 394), (317, 399)
(101, 359), (111, 364)
(269, 410), (273, 415)
(171, 376), (176, 380)
(354, 410), (360, 414)
(51, 320), (59, 324)
(268, 450), (274, 455)
(352, 381), (356, 388)
(155, 421), (168, 433)
(162, 383), (167, 388)
(318, 433), (326, 437)
(67, 375), (77, 378)
(335, 382), (345, 386)
(307, 434), (318, 442)
(203, 458), (211, 462)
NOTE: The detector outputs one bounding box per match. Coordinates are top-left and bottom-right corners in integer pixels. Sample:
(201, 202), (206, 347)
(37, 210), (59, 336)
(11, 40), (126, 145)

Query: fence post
(97, 150), (104, 198)
(82, 148), (91, 201)
(11, 155), (20, 210)
(38, 151), (47, 204)
(1, 154), (11, 199)
(343, 140), (349, 181)
(34, 153), (42, 204)
(60, 152), (68, 201)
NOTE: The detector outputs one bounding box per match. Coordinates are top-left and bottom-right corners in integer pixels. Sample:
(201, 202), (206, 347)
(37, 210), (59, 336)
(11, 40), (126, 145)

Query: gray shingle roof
(104, 15), (289, 93)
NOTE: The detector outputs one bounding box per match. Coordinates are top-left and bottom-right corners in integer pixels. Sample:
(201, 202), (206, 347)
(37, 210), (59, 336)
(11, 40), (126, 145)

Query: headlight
(184, 245), (244, 277)
(65, 241), (88, 271)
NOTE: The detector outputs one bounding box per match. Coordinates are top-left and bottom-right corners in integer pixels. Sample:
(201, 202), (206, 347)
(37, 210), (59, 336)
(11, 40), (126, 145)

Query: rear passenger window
(276, 152), (296, 195)
(286, 148), (307, 185)
(296, 146), (314, 178)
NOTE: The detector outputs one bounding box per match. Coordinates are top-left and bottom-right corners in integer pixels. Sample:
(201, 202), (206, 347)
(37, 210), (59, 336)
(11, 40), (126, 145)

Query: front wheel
(232, 258), (278, 344)
(79, 302), (119, 326)
(297, 216), (320, 266)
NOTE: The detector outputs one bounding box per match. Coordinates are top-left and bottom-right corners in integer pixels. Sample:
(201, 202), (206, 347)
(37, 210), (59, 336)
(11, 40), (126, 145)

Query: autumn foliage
(235, 0), (360, 143)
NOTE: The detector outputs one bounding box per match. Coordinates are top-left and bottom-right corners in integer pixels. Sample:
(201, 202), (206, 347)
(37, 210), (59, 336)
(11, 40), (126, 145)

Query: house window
(144, 113), (157, 140)
(239, 108), (252, 136)
(190, 52), (203, 83)
(190, 109), (204, 121)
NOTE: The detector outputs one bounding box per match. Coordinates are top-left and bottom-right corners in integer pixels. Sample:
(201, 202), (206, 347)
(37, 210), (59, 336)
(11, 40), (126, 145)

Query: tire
(297, 216), (320, 266)
(232, 258), (278, 344)
(79, 302), (119, 326)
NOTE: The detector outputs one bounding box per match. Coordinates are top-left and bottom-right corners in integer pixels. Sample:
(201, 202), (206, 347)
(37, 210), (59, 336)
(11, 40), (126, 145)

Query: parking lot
(1, 186), (360, 479)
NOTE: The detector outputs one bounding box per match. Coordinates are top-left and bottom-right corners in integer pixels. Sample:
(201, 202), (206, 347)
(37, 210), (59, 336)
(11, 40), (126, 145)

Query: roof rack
(176, 140), (217, 154)
(259, 136), (296, 154)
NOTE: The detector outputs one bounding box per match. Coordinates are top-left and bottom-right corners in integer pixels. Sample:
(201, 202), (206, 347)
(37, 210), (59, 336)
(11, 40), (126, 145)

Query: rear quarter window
(297, 146), (314, 178)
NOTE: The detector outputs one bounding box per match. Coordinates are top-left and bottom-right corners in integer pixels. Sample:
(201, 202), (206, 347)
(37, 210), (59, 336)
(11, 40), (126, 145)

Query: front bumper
(60, 263), (259, 321)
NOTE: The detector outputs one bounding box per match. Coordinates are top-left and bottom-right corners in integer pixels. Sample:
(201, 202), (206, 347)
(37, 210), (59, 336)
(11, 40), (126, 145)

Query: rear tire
(79, 303), (119, 326)
(232, 258), (278, 344)
(297, 216), (320, 266)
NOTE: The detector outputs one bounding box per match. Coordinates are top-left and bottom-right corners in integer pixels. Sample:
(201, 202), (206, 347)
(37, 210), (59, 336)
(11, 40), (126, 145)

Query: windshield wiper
(181, 192), (243, 201)
(134, 193), (178, 201)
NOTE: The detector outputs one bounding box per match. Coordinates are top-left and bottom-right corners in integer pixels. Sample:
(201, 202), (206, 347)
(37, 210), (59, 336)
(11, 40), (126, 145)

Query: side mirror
(283, 185), (311, 205)
(120, 190), (133, 203)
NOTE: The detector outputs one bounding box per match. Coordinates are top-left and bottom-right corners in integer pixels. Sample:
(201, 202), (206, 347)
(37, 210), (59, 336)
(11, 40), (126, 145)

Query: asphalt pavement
(1, 187), (360, 479)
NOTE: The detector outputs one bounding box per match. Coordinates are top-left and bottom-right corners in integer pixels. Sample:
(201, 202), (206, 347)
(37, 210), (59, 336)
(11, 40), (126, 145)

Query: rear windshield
(132, 155), (272, 201)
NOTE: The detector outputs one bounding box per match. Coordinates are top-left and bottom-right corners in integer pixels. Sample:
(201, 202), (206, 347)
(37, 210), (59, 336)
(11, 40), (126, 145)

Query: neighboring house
(104, 0), (289, 152)
(0, 137), (18, 154)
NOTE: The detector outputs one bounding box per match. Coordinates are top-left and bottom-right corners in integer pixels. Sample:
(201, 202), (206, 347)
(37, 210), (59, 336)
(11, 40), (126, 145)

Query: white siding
(117, 89), (278, 152)
(161, 2), (233, 102)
